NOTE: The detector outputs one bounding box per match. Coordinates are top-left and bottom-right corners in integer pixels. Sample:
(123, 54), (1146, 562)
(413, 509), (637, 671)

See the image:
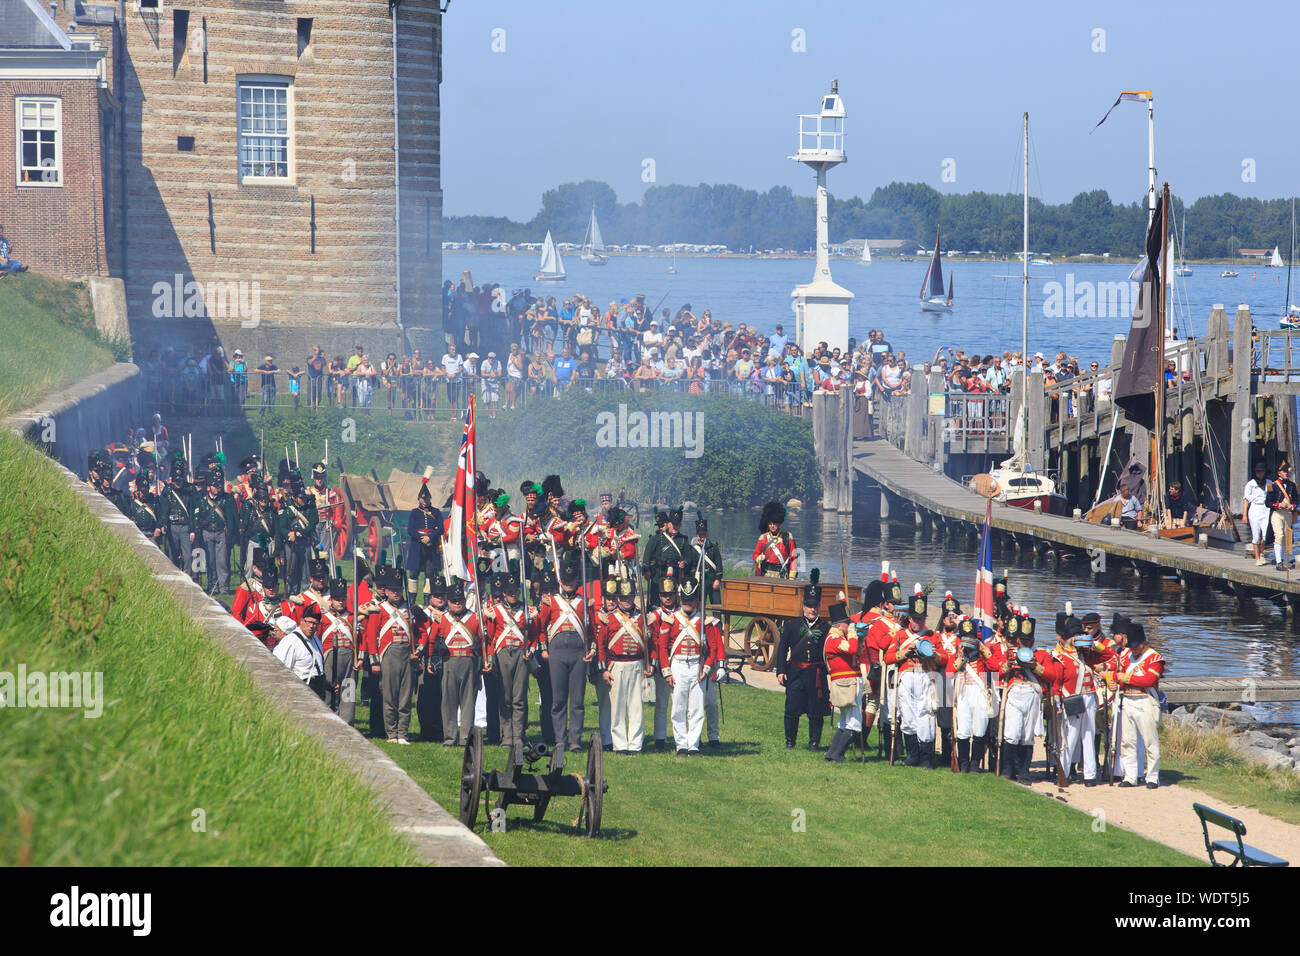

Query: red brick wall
(0, 79), (108, 277)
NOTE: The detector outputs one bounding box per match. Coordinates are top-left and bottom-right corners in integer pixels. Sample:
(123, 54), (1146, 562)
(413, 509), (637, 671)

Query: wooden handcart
(708, 577), (863, 672)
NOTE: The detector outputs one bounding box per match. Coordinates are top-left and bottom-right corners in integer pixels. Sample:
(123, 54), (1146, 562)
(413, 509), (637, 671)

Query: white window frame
(15, 96), (62, 188)
(236, 76), (294, 185)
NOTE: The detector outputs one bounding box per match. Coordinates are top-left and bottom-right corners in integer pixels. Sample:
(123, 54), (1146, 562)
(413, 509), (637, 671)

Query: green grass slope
(0, 430), (417, 865)
(0, 272), (117, 417)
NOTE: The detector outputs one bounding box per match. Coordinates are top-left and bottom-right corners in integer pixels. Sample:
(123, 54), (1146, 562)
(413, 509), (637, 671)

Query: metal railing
(944, 393), (1010, 439)
(1253, 331), (1300, 383)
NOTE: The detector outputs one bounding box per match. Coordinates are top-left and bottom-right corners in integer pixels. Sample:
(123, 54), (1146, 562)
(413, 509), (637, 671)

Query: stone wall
(7, 363), (143, 477)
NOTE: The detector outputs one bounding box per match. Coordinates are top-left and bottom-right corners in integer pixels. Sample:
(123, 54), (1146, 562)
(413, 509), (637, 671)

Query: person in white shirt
(479, 352), (501, 417)
(441, 342), (465, 412)
(643, 321), (665, 352)
(1243, 461), (1272, 566)
(273, 612), (325, 695)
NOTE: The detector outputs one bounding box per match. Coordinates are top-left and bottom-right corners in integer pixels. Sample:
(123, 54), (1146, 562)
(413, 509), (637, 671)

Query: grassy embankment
(357, 689), (1196, 867)
(0, 271), (122, 417)
(1159, 720), (1300, 827)
(0, 276), (418, 865)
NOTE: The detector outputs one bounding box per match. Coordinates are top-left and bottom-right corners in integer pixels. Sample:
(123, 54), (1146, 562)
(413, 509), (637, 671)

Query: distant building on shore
(0, 0), (444, 356)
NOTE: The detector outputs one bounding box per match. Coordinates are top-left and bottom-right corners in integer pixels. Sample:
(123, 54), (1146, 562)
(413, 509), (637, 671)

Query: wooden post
(905, 364), (926, 458)
(928, 368), (946, 474)
(838, 384), (853, 516)
(1229, 306), (1254, 509)
(1207, 305), (1228, 381)
(1027, 369), (1045, 472)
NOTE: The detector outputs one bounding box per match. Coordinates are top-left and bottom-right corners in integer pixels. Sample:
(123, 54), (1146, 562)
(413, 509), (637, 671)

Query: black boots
(784, 715), (799, 750)
(807, 717), (824, 751)
(903, 733), (922, 767)
(1016, 743), (1034, 783)
(956, 738), (971, 773)
(970, 737), (987, 773)
(824, 729), (853, 763)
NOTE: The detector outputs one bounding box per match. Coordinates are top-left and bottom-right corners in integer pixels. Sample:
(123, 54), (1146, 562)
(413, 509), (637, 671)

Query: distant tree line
(446, 179), (1298, 259)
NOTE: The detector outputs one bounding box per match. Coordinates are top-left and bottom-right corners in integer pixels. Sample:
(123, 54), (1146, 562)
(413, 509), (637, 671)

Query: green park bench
(1193, 803), (1289, 867)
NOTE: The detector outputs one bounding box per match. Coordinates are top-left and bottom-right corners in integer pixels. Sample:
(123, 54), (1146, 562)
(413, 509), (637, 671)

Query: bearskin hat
(863, 578), (888, 608)
(759, 500), (786, 533)
(475, 471), (491, 498)
(541, 474), (564, 499)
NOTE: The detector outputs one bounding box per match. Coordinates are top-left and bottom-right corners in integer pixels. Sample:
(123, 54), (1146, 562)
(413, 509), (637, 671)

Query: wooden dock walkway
(1161, 676), (1300, 705)
(853, 437), (1300, 603)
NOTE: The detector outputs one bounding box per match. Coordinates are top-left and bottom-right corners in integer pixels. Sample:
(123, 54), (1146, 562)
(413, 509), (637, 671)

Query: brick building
(0, 0), (111, 277)
(2, 0), (444, 356)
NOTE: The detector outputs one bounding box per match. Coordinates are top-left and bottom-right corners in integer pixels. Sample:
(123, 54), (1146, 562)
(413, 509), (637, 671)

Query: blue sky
(441, 0), (1300, 219)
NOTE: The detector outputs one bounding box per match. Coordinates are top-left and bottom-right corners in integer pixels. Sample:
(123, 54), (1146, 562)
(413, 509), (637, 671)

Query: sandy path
(727, 635), (1300, 862)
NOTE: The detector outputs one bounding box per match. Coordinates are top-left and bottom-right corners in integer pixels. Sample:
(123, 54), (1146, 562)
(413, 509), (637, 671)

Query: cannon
(458, 728), (608, 837)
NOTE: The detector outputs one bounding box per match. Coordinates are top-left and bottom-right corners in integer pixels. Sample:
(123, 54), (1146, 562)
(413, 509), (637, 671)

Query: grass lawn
(1159, 721), (1300, 827)
(359, 683), (1196, 866)
(0, 430), (417, 866)
(0, 272), (117, 417)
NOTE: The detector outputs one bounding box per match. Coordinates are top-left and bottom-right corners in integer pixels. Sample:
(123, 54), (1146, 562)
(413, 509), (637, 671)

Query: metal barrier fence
(944, 393), (1010, 439)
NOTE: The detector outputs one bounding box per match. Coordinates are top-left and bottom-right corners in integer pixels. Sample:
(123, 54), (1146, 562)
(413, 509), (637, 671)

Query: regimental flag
(1093, 90), (1151, 130)
(972, 497), (995, 640)
(446, 396), (477, 582)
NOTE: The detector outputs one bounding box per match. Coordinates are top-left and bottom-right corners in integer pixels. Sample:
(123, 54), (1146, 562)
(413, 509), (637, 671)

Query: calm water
(451, 249), (1300, 721)
(702, 509), (1300, 723)
(447, 251), (1294, 365)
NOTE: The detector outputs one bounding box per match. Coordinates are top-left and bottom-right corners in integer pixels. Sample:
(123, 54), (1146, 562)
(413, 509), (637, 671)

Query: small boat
(535, 230), (566, 282)
(919, 227), (953, 313)
(1175, 265), (1193, 276)
(1030, 256), (1052, 266)
(1174, 211), (1192, 275)
(1269, 245), (1285, 268)
(1222, 234), (1239, 278)
(1281, 198), (1297, 330)
(580, 205), (608, 266)
(969, 467), (1068, 515)
(860, 241), (871, 265)
(667, 246), (678, 275)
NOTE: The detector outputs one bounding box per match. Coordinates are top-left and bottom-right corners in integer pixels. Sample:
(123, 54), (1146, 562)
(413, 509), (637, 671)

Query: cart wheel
(366, 516), (382, 566)
(333, 523), (350, 560)
(744, 616), (781, 671)
(458, 727), (484, 828)
(581, 735), (604, 837)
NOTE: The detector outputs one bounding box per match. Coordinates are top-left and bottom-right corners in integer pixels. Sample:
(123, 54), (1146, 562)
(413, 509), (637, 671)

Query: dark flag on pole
(1114, 194), (1165, 432)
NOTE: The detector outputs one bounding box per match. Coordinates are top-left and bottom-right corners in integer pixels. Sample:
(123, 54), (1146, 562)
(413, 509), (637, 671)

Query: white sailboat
(1269, 245), (1285, 268)
(580, 205), (608, 266)
(860, 240), (871, 265)
(1281, 199), (1299, 330)
(1174, 209), (1192, 276)
(919, 227), (953, 314)
(535, 230), (566, 282)
(1221, 234), (1239, 278)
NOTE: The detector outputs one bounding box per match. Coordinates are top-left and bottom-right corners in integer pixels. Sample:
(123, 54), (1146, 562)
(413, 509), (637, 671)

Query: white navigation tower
(790, 80), (853, 352)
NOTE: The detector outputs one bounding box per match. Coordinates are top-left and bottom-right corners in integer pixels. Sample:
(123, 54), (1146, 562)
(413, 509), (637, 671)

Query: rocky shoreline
(1167, 704), (1300, 773)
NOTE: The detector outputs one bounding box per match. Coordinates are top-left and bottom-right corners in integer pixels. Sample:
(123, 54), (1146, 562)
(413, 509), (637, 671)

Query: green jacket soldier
(192, 474), (235, 595)
(277, 483), (318, 594)
(160, 456), (196, 578)
(686, 511), (723, 607)
(642, 508), (687, 599)
(129, 481), (165, 547)
(240, 489), (280, 573)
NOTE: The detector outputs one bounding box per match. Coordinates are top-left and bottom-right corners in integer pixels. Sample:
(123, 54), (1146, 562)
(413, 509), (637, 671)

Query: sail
(538, 230), (565, 276)
(589, 208), (604, 252)
(925, 228), (945, 299)
(947, 273), (954, 302)
(1115, 195), (1164, 431)
(1271, 246), (1285, 268)
(861, 241), (871, 264)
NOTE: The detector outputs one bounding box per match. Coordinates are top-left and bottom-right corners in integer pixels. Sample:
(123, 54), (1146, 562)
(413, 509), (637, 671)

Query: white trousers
(1272, 510), (1294, 563)
(1249, 503), (1269, 543)
(898, 670), (936, 743)
(1062, 692), (1098, 779)
(1110, 695), (1147, 778)
(608, 660), (644, 752)
(1120, 693), (1160, 785)
(669, 656), (705, 751)
(955, 679), (991, 740)
(836, 676), (864, 733)
(1002, 683), (1042, 744)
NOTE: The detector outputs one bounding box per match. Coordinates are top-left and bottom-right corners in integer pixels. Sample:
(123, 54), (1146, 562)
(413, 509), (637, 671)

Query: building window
(237, 79), (292, 183)
(17, 97), (62, 186)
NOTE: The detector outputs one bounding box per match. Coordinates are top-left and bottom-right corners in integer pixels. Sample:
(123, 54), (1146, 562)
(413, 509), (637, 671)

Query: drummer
(884, 585), (949, 768)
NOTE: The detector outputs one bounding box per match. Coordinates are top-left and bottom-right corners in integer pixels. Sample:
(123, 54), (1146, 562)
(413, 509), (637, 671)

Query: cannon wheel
(581, 736), (604, 837)
(532, 795), (550, 823)
(458, 727), (484, 828)
(494, 743), (518, 817)
(744, 616), (780, 672)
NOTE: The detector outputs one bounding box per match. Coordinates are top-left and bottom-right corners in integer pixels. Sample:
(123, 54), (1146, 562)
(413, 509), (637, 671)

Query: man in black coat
(775, 573), (830, 750)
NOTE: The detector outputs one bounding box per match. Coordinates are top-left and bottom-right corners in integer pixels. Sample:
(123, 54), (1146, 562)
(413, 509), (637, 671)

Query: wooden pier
(1161, 676), (1300, 705)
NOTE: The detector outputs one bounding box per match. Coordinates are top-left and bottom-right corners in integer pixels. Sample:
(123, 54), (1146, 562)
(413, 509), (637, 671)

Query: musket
(1048, 693), (1068, 789)
(949, 662), (960, 773)
(1109, 674), (1126, 785)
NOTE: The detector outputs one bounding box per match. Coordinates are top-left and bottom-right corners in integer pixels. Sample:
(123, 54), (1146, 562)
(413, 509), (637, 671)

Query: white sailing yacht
(1281, 199), (1299, 330)
(1269, 245), (1285, 269)
(1174, 209), (1192, 276)
(580, 205), (608, 266)
(535, 230), (566, 282)
(919, 227), (953, 313)
(1221, 234), (1238, 278)
(860, 240), (871, 265)
(667, 245), (677, 275)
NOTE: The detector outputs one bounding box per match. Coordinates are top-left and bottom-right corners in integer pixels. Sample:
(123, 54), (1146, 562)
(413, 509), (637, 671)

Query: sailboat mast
(1146, 96), (1157, 229)
(1022, 112), (1029, 374)
(1287, 197), (1294, 315)
(1152, 183), (1170, 527)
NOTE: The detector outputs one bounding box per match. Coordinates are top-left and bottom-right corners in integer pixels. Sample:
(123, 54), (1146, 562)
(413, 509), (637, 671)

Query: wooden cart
(707, 577), (863, 672)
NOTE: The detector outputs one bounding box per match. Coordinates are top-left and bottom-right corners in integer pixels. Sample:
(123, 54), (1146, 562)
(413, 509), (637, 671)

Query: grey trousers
(201, 529), (228, 592)
(548, 631), (587, 748)
(441, 656), (479, 745)
(380, 644), (414, 740)
(168, 525), (195, 577)
(496, 646), (530, 751)
(323, 649), (356, 725)
(653, 670), (671, 741)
